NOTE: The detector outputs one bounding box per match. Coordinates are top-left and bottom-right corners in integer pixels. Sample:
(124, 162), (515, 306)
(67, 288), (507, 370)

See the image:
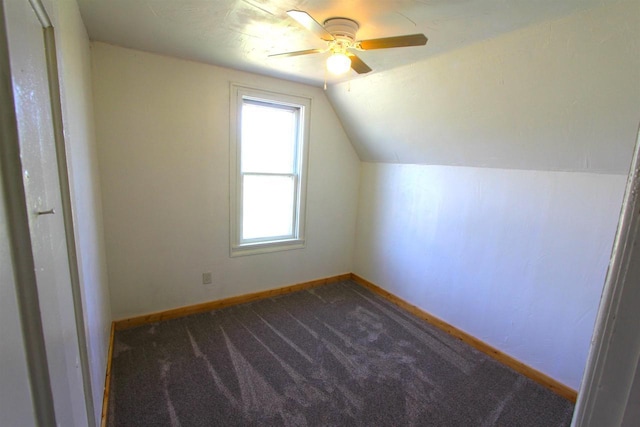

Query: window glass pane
(242, 174), (295, 240)
(241, 101), (297, 174)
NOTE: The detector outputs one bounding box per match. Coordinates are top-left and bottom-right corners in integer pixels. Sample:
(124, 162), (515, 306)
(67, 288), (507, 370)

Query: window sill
(230, 239), (305, 257)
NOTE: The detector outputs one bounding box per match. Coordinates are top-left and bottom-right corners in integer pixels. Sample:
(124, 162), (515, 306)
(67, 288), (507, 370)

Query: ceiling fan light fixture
(326, 52), (351, 75)
(275, 10), (428, 77)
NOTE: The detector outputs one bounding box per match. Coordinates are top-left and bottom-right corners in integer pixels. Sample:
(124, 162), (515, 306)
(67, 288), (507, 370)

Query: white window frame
(229, 84), (311, 256)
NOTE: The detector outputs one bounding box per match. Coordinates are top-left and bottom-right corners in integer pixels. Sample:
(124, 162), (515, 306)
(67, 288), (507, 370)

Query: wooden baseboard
(100, 322), (115, 427)
(113, 273), (351, 331)
(350, 273), (578, 403)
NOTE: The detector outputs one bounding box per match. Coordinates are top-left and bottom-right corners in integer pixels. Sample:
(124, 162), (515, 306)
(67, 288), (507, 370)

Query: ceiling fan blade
(268, 48), (324, 58)
(287, 10), (335, 42)
(348, 54), (372, 74)
(358, 33), (427, 50)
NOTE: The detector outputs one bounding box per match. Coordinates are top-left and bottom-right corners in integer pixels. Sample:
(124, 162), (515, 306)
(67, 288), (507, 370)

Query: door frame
(0, 0), (56, 424)
(572, 125), (640, 426)
(0, 0), (94, 425)
(40, 6), (96, 425)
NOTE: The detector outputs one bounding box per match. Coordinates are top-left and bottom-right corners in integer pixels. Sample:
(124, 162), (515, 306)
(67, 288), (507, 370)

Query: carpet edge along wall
(103, 272), (577, 424)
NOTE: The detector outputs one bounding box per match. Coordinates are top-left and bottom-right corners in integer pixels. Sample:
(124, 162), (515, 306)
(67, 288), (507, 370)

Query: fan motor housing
(323, 18), (359, 43)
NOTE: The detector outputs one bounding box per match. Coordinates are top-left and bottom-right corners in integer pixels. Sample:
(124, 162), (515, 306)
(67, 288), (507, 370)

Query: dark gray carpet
(108, 280), (574, 426)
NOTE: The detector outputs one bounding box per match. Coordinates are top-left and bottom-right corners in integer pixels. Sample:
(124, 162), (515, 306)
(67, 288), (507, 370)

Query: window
(230, 85), (310, 256)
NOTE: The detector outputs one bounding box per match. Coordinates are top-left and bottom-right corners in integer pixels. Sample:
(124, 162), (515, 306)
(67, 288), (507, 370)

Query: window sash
(240, 99), (300, 175)
(239, 172), (299, 244)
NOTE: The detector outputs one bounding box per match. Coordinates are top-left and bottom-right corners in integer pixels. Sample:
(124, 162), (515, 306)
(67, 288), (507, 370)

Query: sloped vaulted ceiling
(326, 1), (640, 174)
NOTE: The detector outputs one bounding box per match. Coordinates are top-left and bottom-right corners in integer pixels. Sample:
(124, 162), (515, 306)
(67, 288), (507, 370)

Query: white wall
(354, 163), (625, 389)
(326, 0), (638, 391)
(91, 42), (360, 319)
(50, 0), (112, 423)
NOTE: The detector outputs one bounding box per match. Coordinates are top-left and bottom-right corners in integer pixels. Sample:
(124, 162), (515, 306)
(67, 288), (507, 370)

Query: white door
(4, 0), (88, 425)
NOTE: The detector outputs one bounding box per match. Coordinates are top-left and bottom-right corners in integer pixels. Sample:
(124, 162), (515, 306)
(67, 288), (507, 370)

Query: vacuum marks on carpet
(108, 281), (574, 426)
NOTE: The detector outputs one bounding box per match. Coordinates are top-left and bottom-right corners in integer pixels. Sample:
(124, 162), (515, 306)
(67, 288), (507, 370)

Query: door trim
(572, 125), (640, 425)
(43, 22), (96, 426)
(0, 1), (56, 424)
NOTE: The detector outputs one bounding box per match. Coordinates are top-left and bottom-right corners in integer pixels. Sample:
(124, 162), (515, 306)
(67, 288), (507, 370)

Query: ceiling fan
(270, 10), (428, 76)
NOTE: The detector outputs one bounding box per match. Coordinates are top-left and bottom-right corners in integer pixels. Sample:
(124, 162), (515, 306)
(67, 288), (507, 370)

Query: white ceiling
(77, 0), (603, 87)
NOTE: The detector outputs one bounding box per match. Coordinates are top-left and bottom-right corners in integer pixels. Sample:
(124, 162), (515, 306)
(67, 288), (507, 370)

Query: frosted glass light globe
(326, 53), (351, 75)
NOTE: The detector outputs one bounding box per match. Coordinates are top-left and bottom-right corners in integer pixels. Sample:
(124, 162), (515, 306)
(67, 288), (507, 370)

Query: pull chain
(324, 66), (328, 90)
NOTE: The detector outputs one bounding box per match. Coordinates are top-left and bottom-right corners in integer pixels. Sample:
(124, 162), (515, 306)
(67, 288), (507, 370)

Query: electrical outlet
(202, 272), (212, 285)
